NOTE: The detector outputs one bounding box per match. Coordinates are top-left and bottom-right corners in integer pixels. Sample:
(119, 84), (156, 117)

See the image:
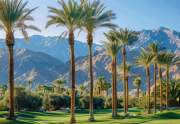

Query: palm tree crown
(104, 30), (121, 58)
(46, 0), (83, 36)
(0, 0), (40, 41)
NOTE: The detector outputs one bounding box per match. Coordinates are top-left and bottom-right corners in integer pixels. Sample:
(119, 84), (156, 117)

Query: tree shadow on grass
(0, 120), (32, 124)
(153, 112), (180, 120)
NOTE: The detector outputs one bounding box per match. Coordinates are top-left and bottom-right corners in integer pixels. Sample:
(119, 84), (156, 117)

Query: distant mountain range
(0, 27), (179, 90)
(0, 35), (100, 62)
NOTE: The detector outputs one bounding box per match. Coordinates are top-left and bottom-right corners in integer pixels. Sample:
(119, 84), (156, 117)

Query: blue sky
(1, 0), (180, 43)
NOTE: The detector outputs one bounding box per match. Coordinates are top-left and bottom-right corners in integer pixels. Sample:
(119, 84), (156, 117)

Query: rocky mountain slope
(0, 27), (179, 90)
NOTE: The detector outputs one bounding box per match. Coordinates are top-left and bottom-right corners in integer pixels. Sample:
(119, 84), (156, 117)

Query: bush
(49, 94), (70, 110)
(93, 96), (104, 109)
(15, 92), (42, 111)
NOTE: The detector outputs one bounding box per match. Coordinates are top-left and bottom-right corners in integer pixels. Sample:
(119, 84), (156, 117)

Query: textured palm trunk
(153, 64), (157, 113)
(146, 66), (151, 114)
(6, 32), (15, 120)
(137, 86), (139, 98)
(87, 33), (95, 121)
(158, 66), (163, 112)
(126, 76), (129, 112)
(69, 31), (76, 124)
(112, 57), (117, 118)
(122, 47), (127, 113)
(114, 57), (117, 117)
(166, 65), (169, 110)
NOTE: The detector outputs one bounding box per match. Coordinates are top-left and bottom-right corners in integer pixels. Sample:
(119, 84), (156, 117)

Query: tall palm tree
(157, 52), (167, 111)
(118, 62), (131, 112)
(146, 42), (163, 113)
(133, 77), (142, 98)
(136, 49), (154, 114)
(0, 0), (40, 119)
(157, 52), (176, 110)
(104, 30), (121, 118)
(116, 28), (139, 113)
(81, 0), (115, 121)
(46, 1), (84, 123)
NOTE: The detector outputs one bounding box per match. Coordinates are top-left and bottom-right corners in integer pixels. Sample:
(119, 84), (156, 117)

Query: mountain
(0, 27), (179, 90)
(0, 49), (67, 87)
(62, 27), (180, 90)
(0, 35), (100, 62)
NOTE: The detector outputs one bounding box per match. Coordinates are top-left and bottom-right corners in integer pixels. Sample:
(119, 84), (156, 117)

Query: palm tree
(157, 52), (176, 110)
(46, 1), (84, 123)
(104, 30), (121, 118)
(133, 77), (142, 98)
(81, 0), (115, 121)
(78, 84), (86, 97)
(102, 82), (111, 97)
(116, 28), (139, 113)
(27, 80), (32, 94)
(146, 42), (163, 113)
(0, 0), (40, 119)
(53, 79), (66, 94)
(118, 63), (131, 112)
(95, 76), (106, 96)
(157, 52), (166, 111)
(136, 49), (154, 114)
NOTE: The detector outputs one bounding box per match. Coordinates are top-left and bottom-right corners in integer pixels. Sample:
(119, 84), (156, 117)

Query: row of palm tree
(46, 0), (116, 123)
(0, 0), (179, 123)
(104, 28), (139, 117)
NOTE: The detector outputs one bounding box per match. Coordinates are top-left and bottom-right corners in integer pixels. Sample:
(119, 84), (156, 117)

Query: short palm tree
(53, 79), (66, 94)
(46, 0), (83, 123)
(104, 30), (121, 118)
(136, 49), (154, 114)
(133, 77), (142, 98)
(81, 0), (115, 121)
(146, 42), (163, 113)
(116, 28), (139, 113)
(0, 0), (40, 119)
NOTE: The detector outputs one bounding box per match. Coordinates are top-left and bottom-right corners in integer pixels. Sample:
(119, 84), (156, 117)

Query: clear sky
(1, 0), (180, 44)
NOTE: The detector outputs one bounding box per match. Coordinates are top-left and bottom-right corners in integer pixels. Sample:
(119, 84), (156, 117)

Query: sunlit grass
(0, 108), (180, 124)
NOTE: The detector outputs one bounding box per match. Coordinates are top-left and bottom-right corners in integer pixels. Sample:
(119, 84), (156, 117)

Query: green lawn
(0, 108), (180, 124)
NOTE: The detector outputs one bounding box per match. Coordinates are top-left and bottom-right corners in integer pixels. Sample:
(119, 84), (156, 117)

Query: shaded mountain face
(0, 49), (67, 87)
(0, 27), (179, 90)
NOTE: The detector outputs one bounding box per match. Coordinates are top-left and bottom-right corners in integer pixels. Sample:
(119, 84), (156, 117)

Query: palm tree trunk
(114, 57), (117, 117)
(112, 57), (117, 118)
(166, 65), (169, 110)
(126, 76), (129, 112)
(137, 87), (139, 98)
(146, 66), (151, 114)
(122, 47), (127, 113)
(112, 58), (115, 118)
(158, 65), (163, 112)
(153, 64), (157, 113)
(69, 31), (76, 124)
(87, 32), (95, 121)
(7, 44), (15, 119)
(6, 32), (15, 120)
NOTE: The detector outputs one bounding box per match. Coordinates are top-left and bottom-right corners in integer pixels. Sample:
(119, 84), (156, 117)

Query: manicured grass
(0, 108), (180, 124)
